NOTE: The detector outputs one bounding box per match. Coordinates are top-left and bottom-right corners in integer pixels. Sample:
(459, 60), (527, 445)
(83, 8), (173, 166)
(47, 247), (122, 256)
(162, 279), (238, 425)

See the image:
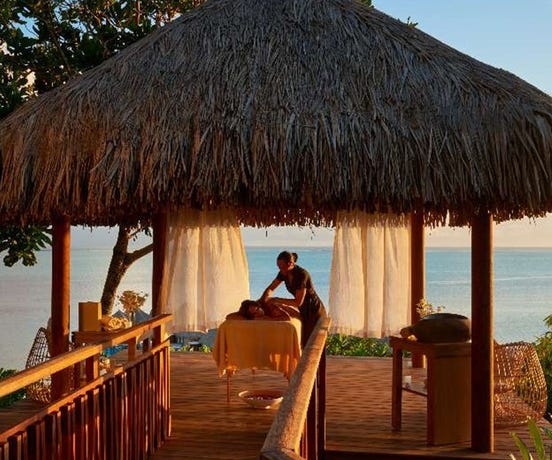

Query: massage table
(212, 317), (302, 402)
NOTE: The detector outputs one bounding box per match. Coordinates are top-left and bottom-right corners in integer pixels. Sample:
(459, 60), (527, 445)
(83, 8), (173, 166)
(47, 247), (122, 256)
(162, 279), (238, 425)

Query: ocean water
(1, 247), (552, 370)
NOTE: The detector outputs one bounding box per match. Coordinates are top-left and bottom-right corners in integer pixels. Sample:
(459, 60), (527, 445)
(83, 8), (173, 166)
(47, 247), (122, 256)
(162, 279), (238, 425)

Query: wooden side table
(390, 336), (471, 445)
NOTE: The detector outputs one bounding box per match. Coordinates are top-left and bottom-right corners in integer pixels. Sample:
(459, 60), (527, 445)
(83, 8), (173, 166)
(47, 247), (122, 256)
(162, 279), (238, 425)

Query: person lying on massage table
(225, 299), (300, 321)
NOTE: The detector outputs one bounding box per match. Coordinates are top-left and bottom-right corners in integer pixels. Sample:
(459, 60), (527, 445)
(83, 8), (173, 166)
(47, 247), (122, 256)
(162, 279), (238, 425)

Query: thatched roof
(1, 0), (552, 227)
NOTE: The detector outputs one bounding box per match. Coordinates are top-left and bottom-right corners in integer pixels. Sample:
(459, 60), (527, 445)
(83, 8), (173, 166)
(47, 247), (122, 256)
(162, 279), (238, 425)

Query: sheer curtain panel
(329, 212), (411, 337)
(161, 209), (250, 332)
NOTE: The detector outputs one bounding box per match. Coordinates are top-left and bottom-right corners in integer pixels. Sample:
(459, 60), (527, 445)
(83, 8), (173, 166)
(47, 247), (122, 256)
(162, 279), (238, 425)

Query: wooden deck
(0, 351), (546, 459)
(151, 352), (549, 460)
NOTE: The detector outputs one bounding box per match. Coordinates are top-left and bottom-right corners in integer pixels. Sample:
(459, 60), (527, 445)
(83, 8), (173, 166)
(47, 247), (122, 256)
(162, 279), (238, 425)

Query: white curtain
(161, 209), (250, 333)
(328, 211), (411, 337)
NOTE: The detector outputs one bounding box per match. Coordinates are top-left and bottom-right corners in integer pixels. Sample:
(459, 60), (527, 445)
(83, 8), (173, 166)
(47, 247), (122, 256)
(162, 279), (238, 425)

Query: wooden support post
(51, 216), (71, 399)
(152, 212), (168, 317)
(471, 212), (494, 452)
(410, 210), (425, 368)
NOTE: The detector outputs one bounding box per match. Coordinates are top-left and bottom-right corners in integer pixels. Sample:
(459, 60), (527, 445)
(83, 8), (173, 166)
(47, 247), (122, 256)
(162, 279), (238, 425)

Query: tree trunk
(101, 226), (131, 314)
(100, 225), (154, 315)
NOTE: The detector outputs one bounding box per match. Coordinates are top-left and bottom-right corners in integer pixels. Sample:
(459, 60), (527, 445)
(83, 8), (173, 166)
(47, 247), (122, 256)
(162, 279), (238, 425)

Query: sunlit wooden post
(152, 211), (168, 317)
(51, 216), (71, 399)
(410, 210), (425, 368)
(471, 212), (494, 452)
(151, 211), (171, 446)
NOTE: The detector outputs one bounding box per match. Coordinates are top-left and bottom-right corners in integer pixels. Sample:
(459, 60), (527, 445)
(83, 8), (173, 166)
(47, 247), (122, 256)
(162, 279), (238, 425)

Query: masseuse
(259, 251), (326, 347)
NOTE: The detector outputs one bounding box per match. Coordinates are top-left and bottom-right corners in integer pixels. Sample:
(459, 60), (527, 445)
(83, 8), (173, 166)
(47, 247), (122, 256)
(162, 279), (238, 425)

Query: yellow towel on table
(212, 317), (302, 379)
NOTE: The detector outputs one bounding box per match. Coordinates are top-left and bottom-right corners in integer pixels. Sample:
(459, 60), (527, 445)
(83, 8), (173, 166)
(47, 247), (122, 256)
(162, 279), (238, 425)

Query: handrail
(260, 316), (331, 459)
(0, 341), (169, 443)
(0, 313), (172, 399)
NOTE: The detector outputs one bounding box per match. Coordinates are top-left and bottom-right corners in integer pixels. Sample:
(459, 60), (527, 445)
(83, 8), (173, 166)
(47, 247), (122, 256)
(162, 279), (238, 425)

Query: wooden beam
(152, 212), (168, 317)
(51, 216), (71, 399)
(471, 212), (494, 452)
(410, 210), (425, 368)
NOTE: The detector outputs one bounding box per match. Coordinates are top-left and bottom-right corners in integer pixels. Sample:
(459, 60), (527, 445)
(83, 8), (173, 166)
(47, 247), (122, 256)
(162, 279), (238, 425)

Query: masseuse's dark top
(276, 265), (326, 346)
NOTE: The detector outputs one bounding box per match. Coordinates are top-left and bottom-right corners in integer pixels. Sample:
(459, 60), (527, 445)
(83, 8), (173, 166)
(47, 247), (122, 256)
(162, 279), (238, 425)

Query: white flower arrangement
(416, 298), (445, 318)
(118, 290), (148, 317)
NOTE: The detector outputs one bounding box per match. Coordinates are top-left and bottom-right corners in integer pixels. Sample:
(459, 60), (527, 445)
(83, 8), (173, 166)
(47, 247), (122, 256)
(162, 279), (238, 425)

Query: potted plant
(400, 299), (471, 343)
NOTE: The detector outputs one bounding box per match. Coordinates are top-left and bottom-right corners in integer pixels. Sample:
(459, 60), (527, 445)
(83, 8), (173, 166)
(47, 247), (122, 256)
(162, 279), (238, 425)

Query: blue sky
(74, 1), (552, 248)
(375, 1), (552, 95)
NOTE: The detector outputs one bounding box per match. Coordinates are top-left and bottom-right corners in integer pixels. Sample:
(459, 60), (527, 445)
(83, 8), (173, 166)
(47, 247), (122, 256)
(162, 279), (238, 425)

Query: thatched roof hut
(3, 1), (550, 452)
(1, 0), (552, 227)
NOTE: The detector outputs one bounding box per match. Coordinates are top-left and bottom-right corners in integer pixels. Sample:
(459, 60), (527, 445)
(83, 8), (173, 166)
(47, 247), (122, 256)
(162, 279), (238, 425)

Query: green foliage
(1, 0), (197, 116)
(173, 343), (211, 353)
(510, 418), (552, 460)
(325, 334), (392, 357)
(0, 225), (51, 266)
(533, 314), (552, 419)
(0, 368), (26, 408)
(405, 17), (419, 28)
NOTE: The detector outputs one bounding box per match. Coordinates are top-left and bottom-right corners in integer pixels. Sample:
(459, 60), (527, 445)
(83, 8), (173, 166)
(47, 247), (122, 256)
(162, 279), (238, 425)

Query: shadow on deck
(151, 353), (549, 459)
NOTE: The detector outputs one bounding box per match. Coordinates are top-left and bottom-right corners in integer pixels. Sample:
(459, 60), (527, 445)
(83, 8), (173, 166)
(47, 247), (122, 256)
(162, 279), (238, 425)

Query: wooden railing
(260, 316), (331, 460)
(0, 314), (172, 460)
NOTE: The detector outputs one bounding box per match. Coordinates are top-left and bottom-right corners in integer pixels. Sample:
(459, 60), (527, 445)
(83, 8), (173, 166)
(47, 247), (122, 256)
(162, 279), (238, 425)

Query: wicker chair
(494, 341), (547, 427)
(25, 327), (53, 403)
(25, 327), (75, 403)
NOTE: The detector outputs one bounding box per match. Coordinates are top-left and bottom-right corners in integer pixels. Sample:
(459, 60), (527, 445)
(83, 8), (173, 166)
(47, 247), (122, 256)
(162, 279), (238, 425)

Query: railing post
(154, 322), (166, 347)
(127, 337), (137, 361)
(305, 384), (317, 460)
(318, 348), (327, 459)
(85, 356), (99, 382)
(303, 340), (327, 460)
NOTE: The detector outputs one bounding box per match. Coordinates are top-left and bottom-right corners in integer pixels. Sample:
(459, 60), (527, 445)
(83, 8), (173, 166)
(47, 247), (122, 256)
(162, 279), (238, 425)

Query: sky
(74, 1), (552, 249)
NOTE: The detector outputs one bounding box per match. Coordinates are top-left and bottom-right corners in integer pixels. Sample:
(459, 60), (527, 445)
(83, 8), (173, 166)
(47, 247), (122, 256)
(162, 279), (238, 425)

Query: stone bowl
(238, 389), (284, 409)
(403, 313), (471, 343)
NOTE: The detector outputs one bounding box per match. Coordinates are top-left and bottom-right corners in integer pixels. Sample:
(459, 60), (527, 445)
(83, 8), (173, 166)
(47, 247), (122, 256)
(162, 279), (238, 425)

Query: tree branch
(125, 243), (153, 265)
